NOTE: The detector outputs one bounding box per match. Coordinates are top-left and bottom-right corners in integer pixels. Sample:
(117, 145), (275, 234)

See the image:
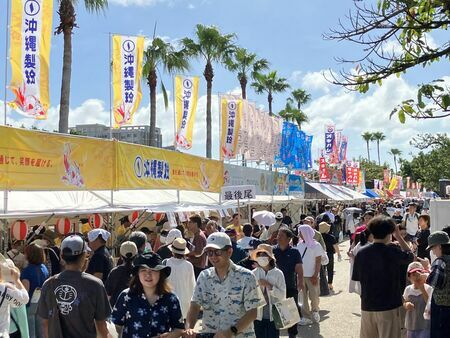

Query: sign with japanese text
(319, 157), (329, 182)
(324, 125), (335, 154)
(223, 164), (274, 195)
(288, 174), (305, 198)
(117, 142), (224, 192)
(9, 0), (53, 119)
(221, 185), (256, 201)
(175, 75), (199, 150)
(0, 126), (114, 190)
(220, 97), (242, 160)
(112, 35), (144, 128)
(345, 161), (360, 186)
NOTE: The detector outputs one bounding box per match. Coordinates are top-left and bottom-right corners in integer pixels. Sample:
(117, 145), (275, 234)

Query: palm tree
(55, 0), (108, 134)
(278, 100), (309, 129)
(251, 71), (290, 116)
(290, 89), (311, 111)
(372, 131), (386, 165)
(224, 47), (269, 99)
(361, 131), (373, 161)
(182, 25), (236, 158)
(143, 38), (190, 147)
(389, 148), (402, 174)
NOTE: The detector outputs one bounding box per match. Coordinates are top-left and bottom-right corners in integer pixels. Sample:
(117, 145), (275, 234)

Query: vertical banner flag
(383, 169), (390, 184)
(324, 125), (335, 154)
(220, 97), (242, 160)
(9, 0), (53, 119)
(346, 161), (360, 185)
(319, 157), (329, 182)
(339, 136), (348, 162)
(112, 35), (144, 128)
(175, 76), (199, 149)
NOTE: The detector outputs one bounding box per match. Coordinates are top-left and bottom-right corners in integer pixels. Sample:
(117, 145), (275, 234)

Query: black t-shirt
(352, 243), (414, 311)
(322, 233), (337, 254)
(416, 229), (431, 260)
(392, 215), (403, 224)
(282, 216), (293, 226)
(86, 246), (113, 284)
(105, 263), (133, 306)
(273, 245), (302, 291)
(157, 245), (173, 260)
(37, 270), (111, 338)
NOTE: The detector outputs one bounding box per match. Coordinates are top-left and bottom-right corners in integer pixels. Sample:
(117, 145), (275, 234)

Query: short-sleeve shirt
(322, 233), (337, 254)
(273, 245), (302, 290)
(112, 290), (184, 338)
(37, 270), (111, 338)
(86, 246), (114, 284)
(192, 262), (265, 337)
(403, 284), (432, 331)
(296, 242), (323, 277)
(188, 231), (207, 268)
(20, 263), (49, 305)
(105, 263), (133, 306)
(352, 243), (414, 311)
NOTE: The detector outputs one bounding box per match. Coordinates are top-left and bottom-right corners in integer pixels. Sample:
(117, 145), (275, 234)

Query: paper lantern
(128, 211), (139, 224)
(11, 220), (28, 241)
(88, 214), (104, 229)
(154, 213), (165, 222)
(55, 218), (71, 235)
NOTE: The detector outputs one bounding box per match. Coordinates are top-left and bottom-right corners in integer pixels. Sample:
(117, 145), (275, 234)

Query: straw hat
(169, 238), (190, 255)
(251, 244), (276, 261)
(319, 222), (331, 234)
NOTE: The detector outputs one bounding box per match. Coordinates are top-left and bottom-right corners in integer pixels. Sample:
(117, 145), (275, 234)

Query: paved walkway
(281, 240), (362, 337)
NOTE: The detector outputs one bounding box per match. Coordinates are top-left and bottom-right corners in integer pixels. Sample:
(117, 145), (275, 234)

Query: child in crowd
(403, 262), (431, 338)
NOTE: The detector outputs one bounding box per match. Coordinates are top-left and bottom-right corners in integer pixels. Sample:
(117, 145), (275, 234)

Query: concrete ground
(281, 240), (361, 338)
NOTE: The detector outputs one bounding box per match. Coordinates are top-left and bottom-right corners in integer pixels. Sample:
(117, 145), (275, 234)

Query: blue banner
(288, 174), (305, 198)
(275, 122), (313, 170)
(325, 125), (335, 154)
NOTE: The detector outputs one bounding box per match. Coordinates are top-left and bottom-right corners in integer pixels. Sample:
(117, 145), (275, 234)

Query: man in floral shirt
(185, 232), (265, 338)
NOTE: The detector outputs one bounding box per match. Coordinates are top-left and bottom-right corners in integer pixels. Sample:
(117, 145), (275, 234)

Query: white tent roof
(306, 182), (368, 201)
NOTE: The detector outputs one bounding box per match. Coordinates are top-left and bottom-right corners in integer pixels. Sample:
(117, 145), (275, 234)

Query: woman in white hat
(251, 244), (286, 338)
(165, 238), (196, 320)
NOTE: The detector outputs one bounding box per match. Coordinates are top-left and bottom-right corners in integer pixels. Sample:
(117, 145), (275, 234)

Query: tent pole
(176, 190), (180, 204)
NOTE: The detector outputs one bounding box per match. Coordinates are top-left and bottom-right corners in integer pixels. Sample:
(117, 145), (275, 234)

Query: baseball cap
(427, 231), (450, 250)
(202, 232), (232, 253)
(120, 241), (138, 259)
(87, 229), (111, 242)
(61, 234), (90, 257)
(275, 212), (283, 220)
(407, 262), (426, 275)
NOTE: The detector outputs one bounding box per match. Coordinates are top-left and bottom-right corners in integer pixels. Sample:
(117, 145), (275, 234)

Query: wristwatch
(230, 326), (238, 335)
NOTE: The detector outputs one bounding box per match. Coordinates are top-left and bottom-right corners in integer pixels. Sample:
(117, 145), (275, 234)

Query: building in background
(71, 124), (162, 148)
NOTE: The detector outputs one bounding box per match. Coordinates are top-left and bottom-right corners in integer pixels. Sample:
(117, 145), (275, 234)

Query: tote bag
(271, 297), (301, 330)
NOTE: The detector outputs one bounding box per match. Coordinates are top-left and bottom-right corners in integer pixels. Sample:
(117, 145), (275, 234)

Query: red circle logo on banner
(128, 211), (139, 224)
(55, 218), (71, 235)
(89, 214), (104, 228)
(11, 220), (28, 241)
(154, 213), (165, 222)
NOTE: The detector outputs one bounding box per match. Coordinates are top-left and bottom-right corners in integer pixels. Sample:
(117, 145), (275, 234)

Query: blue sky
(0, 0), (448, 168)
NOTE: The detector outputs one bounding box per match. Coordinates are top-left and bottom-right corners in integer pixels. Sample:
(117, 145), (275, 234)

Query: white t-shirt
(0, 283), (29, 336)
(165, 257), (196, 319)
(404, 213), (419, 236)
(403, 283), (432, 300)
(296, 242), (323, 277)
(237, 236), (257, 250)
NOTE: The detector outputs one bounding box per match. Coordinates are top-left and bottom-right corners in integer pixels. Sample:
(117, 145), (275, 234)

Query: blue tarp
(364, 189), (379, 199)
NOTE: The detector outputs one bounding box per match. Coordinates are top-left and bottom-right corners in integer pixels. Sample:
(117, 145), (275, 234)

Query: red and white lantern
(11, 220), (28, 241)
(55, 218), (71, 235)
(88, 214), (104, 229)
(128, 211), (139, 224)
(154, 213), (165, 222)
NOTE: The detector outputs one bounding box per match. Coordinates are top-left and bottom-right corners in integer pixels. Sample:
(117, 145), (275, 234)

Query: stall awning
(305, 182), (369, 201)
(364, 189), (380, 199)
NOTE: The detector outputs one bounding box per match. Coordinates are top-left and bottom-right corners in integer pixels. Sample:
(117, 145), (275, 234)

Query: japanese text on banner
(175, 76), (199, 150)
(9, 0), (53, 119)
(221, 185), (256, 201)
(220, 97), (242, 160)
(319, 157), (329, 182)
(112, 35), (144, 128)
(324, 125), (335, 154)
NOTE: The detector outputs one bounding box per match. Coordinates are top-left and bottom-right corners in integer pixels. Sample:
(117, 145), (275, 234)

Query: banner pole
(4, 0), (10, 125)
(109, 33), (113, 139)
(173, 76), (176, 149)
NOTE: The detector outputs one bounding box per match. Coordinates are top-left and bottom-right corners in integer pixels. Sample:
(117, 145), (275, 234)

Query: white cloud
(109, 0), (169, 6)
(289, 70), (303, 83)
(188, 3), (195, 9)
(298, 70), (336, 94)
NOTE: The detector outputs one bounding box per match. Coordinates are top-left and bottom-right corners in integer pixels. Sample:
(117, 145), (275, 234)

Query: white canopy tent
(306, 182), (369, 202)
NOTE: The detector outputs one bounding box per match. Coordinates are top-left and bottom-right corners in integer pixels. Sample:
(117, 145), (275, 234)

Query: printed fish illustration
(10, 83), (46, 119)
(61, 143), (85, 188)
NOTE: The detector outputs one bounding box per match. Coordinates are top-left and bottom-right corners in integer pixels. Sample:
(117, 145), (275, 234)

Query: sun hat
(275, 212), (283, 220)
(250, 244), (276, 261)
(61, 234), (90, 257)
(304, 216), (315, 224)
(120, 241), (138, 259)
(319, 222), (331, 234)
(169, 238), (190, 255)
(427, 231), (450, 250)
(202, 232), (232, 253)
(166, 229), (182, 245)
(132, 252), (171, 276)
(87, 229), (111, 242)
(209, 211), (221, 220)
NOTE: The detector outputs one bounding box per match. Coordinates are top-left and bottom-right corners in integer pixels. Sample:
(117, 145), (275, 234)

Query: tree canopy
(326, 0), (450, 122)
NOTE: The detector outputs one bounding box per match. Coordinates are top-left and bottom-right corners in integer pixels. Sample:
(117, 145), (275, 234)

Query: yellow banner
(112, 35), (145, 128)
(388, 176), (398, 192)
(0, 126), (114, 190)
(9, 0), (53, 119)
(175, 75), (199, 150)
(116, 142), (223, 192)
(220, 97), (242, 160)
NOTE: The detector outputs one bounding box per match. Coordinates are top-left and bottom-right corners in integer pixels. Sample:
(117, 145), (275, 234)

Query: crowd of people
(0, 199), (449, 338)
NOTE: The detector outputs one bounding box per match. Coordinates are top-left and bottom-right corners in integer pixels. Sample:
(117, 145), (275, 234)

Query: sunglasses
(205, 249), (227, 257)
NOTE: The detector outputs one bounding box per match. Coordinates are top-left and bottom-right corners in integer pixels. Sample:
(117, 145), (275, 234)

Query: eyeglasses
(205, 249), (227, 257)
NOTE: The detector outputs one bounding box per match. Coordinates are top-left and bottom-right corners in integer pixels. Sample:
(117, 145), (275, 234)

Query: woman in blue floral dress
(112, 252), (184, 338)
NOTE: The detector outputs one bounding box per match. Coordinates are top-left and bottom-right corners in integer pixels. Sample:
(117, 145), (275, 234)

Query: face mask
(256, 257), (270, 267)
